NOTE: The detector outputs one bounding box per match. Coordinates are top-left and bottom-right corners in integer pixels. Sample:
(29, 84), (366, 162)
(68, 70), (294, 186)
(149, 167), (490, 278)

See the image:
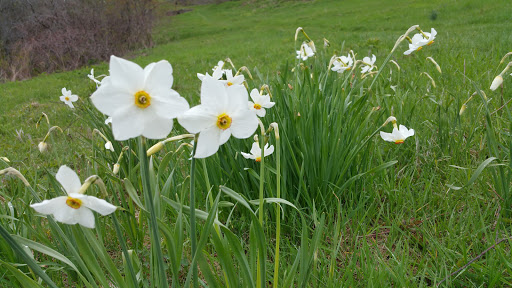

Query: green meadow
(1, 0), (512, 286)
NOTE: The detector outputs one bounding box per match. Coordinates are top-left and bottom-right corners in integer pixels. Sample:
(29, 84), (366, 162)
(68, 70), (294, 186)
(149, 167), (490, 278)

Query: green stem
(257, 121), (266, 288)
(138, 137), (167, 288)
(190, 136), (199, 288)
(272, 124), (281, 287)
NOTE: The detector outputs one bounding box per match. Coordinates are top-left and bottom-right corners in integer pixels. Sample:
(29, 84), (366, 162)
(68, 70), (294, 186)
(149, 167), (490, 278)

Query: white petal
(151, 89), (190, 119)
(226, 85), (249, 115)
(219, 129), (231, 145)
(241, 152), (255, 159)
(56, 165), (82, 194)
(90, 77), (133, 116)
(30, 197), (68, 215)
(76, 208), (95, 228)
(70, 95), (78, 102)
(201, 76), (227, 111)
(262, 102), (275, 109)
(82, 196), (117, 216)
(264, 144), (275, 157)
(111, 105), (144, 141)
(194, 126), (221, 158)
(144, 60), (174, 91)
(380, 131), (394, 142)
(230, 110), (258, 139)
(249, 89), (260, 102)
(53, 206), (81, 225)
(256, 108), (266, 117)
(249, 142), (261, 156)
(109, 55), (144, 92)
(141, 108), (174, 139)
(66, 101), (75, 109)
(178, 105), (217, 134)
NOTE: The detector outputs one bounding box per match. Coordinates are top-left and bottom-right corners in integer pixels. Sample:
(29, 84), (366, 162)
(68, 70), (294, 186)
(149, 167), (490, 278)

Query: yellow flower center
(66, 197), (82, 209)
(134, 91), (151, 109)
(253, 103), (262, 110)
(255, 157), (261, 162)
(216, 113), (232, 130)
(394, 140), (404, 144)
(416, 46), (423, 51)
(65, 97), (70, 101)
(227, 82), (233, 86)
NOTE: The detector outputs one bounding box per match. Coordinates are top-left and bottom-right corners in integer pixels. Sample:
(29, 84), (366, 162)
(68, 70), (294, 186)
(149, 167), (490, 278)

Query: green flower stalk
(38, 126), (63, 153)
(490, 61), (512, 91)
(189, 135), (199, 288)
(146, 134), (195, 156)
(0, 167), (30, 187)
(270, 122), (281, 287)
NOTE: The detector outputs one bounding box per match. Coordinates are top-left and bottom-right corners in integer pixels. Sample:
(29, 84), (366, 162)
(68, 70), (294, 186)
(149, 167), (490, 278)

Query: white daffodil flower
(331, 54), (354, 73)
(60, 88), (78, 108)
(223, 70), (245, 87)
(241, 142), (274, 162)
(404, 28), (437, 55)
(104, 141), (114, 152)
(296, 42), (315, 61)
(197, 60), (229, 81)
(361, 55), (376, 74)
(30, 166), (116, 228)
(380, 124), (415, 144)
(178, 76), (258, 158)
(248, 89), (275, 117)
(90, 56), (190, 141)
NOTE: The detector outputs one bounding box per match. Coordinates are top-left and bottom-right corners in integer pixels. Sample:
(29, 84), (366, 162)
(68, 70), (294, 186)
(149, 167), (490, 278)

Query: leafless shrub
(0, 0), (155, 81)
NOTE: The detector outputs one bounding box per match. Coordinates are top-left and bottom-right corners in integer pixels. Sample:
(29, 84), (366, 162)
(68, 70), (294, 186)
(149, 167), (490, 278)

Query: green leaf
(123, 178), (146, 211)
(220, 186), (254, 214)
(0, 259), (44, 288)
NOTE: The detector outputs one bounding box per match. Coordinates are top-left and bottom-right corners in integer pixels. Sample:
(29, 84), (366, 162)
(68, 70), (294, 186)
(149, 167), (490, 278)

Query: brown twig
(437, 237), (511, 287)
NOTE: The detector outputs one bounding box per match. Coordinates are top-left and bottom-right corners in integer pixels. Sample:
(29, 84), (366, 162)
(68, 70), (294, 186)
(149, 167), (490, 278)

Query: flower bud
(105, 141), (114, 152)
(38, 142), (48, 153)
(0, 157), (9, 162)
(146, 142), (164, 157)
(490, 75), (503, 91)
(459, 104), (467, 116)
(113, 163), (120, 175)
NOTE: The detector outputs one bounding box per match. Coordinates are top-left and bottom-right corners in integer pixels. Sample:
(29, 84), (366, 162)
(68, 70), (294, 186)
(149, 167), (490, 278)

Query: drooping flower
(241, 142), (274, 162)
(60, 88), (78, 108)
(296, 42), (315, 61)
(361, 55), (376, 74)
(90, 56), (190, 141)
(178, 76), (258, 158)
(380, 119), (415, 144)
(331, 54), (354, 73)
(490, 75), (503, 91)
(248, 89), (275, 117)
(403, 28), (437, 55)
(30, 166), (117, 228)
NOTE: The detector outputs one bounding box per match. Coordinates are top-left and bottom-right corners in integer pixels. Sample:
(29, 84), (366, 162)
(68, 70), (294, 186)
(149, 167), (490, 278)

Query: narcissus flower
(380, 119), (415, 144)
(60, 88), (78, 108)
(90, 56), (190, 141)
(178, 76), (258, 158)
(403, 28), (437, 55)
(248, 89), (275, 117)
(223, 70), (245, 87)
(331, 54), (353, 73)
(241, 142), (274, 162)
(296, 42), (315, 61)
(361, 55), (376, 74)
(30, 166), (116, 228)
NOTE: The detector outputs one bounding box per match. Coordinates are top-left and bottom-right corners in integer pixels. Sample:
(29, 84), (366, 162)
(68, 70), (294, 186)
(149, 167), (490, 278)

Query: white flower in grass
(223, 70), (244, 87)
(30, 166), (116, 228)
(60, 88), (78, 108)
(404, 28), (437, 55)
(361, 55), (376, 74)
(197, 60), (228, 81)
(104, 141), (114, 152)
(241, 142), (274, 162)
(296, 42), (315, 61)
(331, 54), (353, 73)
(380, 124), (415, 144)
(248, 89), (275, 117)
(178, 76), (258, 158)
(90, 56), (190, 141)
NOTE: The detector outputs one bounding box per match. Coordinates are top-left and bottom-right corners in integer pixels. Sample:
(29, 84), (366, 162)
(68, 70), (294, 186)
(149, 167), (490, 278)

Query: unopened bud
(147, 142), (164, 157)
(253, 134), (259, 142)
(0, 157), (9, 162)
(0, 167), (30, 186)
(459, 104), (467, 116)
(105, 141), (114, 152)
(38, 142), (48, 153)
(113, 164), (120, 175)
(490, 75), (503, 91)
(323, 38), (330, 47)
(383, 116), (397, 127)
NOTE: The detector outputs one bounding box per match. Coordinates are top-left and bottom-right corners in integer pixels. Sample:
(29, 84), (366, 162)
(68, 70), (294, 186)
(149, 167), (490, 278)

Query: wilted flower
(248, 89), (275, 117)
(30, 166), (117, 228)
(241, 142), (274, 162)
(60, 88), (78, 108)
(490, 75), (503, 91)
(90, 56), (190, 140)
(178, 76), (258, 158)
(331, 54), (354, 73)
(361, 55), (377, 74)
(380, 119), (415, 144)
(296, 42), (315, 61)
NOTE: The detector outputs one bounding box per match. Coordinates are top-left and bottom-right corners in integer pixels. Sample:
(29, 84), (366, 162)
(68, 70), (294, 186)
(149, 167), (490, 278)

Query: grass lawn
(1, 0), (512, 286)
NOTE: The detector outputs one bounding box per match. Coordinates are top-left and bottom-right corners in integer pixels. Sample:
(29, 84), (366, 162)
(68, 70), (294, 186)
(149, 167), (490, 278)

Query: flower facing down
(60, 88), (78, 108)
(241, 142), (274, 162)
(490, 75), (503, 91)
(296, 42), (315, 61)
(361, 55), (377, 74)
(90, 56), (190, 141)
(380, 124), (415, 144)
(404, 28), (437, 55)
(178, 76), (258, 158)
(30, 166), (116, 228)
(248, 89), (275, 117)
